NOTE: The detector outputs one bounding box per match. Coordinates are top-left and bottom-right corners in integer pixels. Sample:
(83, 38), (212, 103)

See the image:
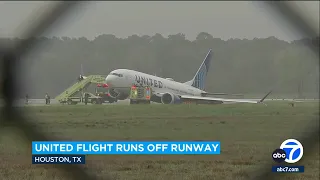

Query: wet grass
(0, 101), (319, 180)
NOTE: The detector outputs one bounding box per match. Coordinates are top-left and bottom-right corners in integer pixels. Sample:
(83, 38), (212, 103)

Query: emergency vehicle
(129, 85), (152, 104)
(94, 83), (117, 104)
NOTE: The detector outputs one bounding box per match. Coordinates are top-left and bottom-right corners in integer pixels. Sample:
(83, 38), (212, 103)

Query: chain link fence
(0, 2), (318, 180)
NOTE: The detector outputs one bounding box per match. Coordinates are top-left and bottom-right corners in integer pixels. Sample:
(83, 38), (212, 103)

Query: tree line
(0, 32), (319, 98)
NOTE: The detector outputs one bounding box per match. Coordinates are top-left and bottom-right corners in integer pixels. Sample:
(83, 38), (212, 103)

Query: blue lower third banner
(32, 141), (221, 155)
(272, 166), (304, 173)
(32, 155), (86, 164)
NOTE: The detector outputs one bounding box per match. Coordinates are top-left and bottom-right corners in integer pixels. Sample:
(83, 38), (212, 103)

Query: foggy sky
(0, 1), (319, 42)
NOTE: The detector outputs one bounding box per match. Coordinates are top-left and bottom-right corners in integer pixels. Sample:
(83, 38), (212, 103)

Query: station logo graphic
(272, 139), (303, 163)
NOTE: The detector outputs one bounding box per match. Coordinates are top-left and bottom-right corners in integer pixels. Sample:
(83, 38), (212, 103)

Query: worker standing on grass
(84, 93), (89, 105)
(45, 93), (49, 105)
(25, 94), (29, 105)
(48, 94), (51, 104)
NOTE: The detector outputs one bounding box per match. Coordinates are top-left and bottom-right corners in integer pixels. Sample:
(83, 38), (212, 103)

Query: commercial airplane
(105, 49), (272, 104)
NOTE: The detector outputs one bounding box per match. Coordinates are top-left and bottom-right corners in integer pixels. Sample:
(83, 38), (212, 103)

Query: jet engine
(161, 93), (182, 104)
(108, 88), (129, 100)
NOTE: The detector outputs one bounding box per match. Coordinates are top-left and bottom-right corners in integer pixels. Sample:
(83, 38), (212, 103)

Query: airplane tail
(184, 49), (212, 90)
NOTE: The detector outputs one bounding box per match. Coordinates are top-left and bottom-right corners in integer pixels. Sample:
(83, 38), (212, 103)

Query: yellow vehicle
(129, 85), (152, 104)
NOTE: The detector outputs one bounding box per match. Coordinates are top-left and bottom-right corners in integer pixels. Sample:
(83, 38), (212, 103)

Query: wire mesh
(0, 2), (99, 180)
(253, 2), (319, 179)
(0, 2), (318, 180)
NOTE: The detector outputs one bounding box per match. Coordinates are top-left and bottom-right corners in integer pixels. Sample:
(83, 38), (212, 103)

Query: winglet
(259, 90), (273, 103)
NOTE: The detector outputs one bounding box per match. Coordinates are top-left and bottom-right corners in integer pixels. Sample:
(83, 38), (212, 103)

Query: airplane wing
(201, 92), (244, 96)
(180, 91), (272, 104)
(153, 90), (272, 104)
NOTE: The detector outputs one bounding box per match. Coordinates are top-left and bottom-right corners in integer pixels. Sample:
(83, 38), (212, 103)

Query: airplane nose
(105, 75), (115, 87)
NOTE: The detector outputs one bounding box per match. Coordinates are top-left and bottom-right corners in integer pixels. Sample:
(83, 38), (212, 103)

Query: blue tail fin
(184, 49), (212, 90)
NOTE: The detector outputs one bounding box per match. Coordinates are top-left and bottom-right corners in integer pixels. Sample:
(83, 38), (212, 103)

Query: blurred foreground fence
(0, 1), (318, 180)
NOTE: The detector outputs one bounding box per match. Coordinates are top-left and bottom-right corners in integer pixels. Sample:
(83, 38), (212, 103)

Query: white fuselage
(105, 69), (205, 98)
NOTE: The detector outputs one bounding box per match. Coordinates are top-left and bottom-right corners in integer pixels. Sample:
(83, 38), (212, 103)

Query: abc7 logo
(273, 139), (304, 163)
(272, 149), (286, 163)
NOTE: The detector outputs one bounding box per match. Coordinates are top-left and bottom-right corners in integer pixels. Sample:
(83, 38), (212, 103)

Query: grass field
(0, 102), (319, 180)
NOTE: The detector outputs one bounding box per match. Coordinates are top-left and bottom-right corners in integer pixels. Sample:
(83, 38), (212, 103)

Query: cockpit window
(109, 72), (123, 77)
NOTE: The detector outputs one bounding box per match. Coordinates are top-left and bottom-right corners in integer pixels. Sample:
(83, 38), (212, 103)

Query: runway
(0, 99), (131, 107)
(0, 98), (318, 107)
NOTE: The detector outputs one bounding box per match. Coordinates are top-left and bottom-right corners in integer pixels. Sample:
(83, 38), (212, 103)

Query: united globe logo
(279, 139), (303, 163)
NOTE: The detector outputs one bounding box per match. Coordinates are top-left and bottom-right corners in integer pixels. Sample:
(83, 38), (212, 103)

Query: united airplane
(105, 49), (272, 104)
